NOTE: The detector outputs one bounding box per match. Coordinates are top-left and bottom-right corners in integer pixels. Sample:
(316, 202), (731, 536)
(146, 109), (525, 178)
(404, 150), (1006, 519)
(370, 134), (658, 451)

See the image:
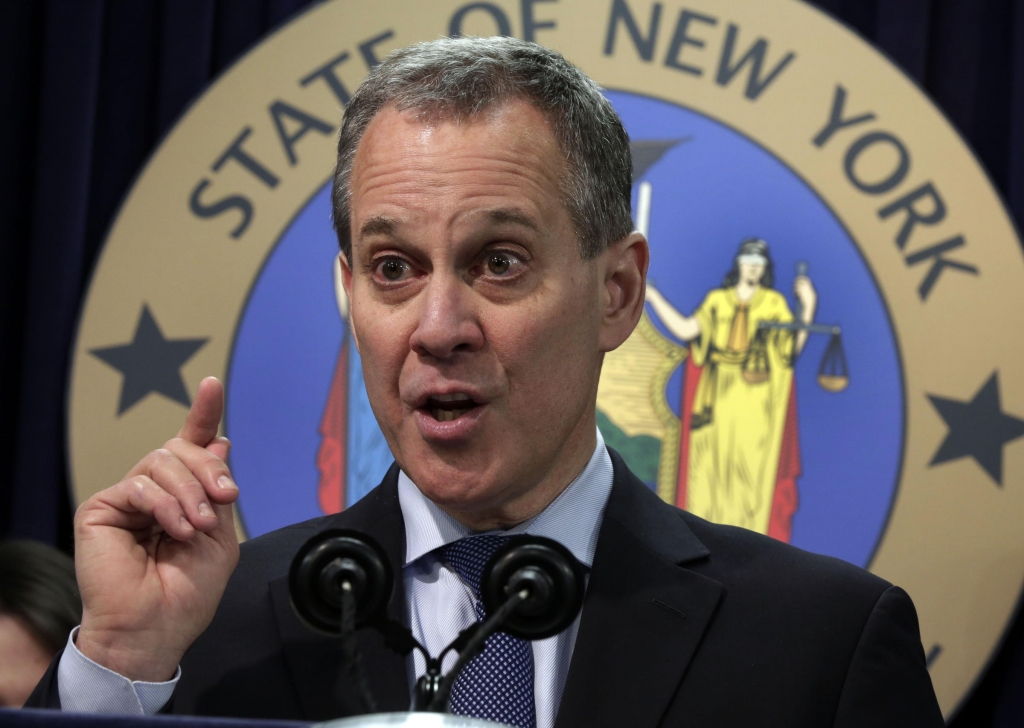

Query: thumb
(178, 377), (224, 446)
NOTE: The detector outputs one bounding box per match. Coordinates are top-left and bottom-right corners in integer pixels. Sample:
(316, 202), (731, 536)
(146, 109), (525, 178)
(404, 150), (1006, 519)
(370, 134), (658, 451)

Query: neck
(736, 282), (758, 301)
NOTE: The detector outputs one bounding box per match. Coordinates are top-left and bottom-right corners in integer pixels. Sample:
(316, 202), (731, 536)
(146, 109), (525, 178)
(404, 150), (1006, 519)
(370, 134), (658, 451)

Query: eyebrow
(359, 215), (400, 239)
(485, 207), (541, 234)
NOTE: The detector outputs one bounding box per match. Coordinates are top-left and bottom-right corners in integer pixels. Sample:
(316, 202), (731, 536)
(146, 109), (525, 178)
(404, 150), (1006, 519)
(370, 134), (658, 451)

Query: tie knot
(441, 535), (511, 595)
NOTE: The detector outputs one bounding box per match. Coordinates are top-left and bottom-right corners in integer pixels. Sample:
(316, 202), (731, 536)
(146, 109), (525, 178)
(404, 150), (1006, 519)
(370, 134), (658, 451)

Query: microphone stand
(291, 531), (584, 718)
(339, 580), (378, 714)
(423, 589), (529, 712)
(368, 589), (530, 713)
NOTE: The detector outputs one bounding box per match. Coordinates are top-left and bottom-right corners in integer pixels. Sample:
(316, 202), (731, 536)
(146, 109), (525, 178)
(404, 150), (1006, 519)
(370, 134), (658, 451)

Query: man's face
(342, 99), (644, 528)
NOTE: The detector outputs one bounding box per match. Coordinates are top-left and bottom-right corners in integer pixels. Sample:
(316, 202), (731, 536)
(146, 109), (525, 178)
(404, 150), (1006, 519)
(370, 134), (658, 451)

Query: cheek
(489, 291), (599, 408)
(351, 309), (407, 408)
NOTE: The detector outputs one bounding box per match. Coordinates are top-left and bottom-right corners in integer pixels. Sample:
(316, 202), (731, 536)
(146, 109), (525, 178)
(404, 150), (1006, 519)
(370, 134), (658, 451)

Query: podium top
(1, 708), (305, 728)
(3, 710), (508, 728)
(315, 714), (510, 728)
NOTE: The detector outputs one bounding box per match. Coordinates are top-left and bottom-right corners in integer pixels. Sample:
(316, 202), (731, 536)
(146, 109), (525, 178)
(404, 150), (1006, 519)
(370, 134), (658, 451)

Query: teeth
(435, 393), (473, 403)
(425, 393), (479, 423)
(431, 408), (470, 422)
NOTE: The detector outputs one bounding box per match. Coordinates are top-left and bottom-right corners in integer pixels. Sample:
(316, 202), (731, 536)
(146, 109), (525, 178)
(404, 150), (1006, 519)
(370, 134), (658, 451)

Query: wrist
(76, 625), (180, 683)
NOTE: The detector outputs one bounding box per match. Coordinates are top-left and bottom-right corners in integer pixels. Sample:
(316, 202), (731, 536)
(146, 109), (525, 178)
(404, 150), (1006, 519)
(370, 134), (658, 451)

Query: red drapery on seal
(316, 344), (348, 515)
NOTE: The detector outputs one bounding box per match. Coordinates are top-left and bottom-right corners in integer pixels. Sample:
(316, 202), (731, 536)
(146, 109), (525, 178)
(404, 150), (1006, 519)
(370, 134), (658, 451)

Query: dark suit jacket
(30, 449), (943, 726)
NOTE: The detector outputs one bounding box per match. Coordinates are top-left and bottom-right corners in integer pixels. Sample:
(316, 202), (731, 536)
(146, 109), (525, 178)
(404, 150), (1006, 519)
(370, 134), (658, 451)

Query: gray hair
(331, 36), (634, 262)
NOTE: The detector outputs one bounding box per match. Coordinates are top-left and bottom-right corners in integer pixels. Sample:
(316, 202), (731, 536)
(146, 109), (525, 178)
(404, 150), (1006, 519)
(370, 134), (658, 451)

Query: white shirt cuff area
(57, 626), (179, 714)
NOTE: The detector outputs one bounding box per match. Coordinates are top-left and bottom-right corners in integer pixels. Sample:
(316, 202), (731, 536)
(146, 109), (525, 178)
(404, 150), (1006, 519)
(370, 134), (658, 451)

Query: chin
(415, 476), (511, 519)
(401, 446), (504, 503)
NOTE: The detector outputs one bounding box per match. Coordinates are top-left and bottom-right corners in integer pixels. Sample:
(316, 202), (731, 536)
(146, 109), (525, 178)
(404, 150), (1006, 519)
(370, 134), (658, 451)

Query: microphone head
(289, 529), (393, 633)
(480, 535), (585, 640)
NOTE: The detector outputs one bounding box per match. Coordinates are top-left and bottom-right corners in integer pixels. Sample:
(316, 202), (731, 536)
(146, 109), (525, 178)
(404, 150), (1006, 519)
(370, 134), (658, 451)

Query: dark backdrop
(0, 0), (1021, 724)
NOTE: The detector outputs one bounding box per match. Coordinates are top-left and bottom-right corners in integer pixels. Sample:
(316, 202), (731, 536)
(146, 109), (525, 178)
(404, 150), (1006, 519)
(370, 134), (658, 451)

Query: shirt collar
(398, 428), (614, 569)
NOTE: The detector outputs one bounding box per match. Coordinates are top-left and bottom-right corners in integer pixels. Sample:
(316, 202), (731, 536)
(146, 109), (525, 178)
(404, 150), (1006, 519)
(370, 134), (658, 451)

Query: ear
(338, 253), (361, 353)
(598, 232), (649, 353)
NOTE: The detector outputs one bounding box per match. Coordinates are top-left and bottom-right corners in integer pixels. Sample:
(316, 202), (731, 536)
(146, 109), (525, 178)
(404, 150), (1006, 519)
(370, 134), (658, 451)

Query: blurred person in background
(0, 540), (81, 708)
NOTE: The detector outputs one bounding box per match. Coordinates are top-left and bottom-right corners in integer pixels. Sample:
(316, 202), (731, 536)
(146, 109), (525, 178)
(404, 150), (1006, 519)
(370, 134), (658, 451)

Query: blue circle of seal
(226, 91), (903, 570)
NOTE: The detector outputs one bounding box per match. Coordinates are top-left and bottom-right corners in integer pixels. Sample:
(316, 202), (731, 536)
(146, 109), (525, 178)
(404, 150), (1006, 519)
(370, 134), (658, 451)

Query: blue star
(928, 372), (1024, 485)
(91, 305), (208, 415)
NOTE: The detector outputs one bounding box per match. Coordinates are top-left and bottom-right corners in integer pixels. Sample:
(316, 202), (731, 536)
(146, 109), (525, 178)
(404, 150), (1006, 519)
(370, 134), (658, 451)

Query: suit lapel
(269, 465), (412, 720)
(555, 450), (724, 728)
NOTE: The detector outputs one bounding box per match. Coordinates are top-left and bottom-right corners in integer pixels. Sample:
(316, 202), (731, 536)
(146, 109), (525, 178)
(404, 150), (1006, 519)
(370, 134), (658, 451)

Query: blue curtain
(0, 0), (1021, 724)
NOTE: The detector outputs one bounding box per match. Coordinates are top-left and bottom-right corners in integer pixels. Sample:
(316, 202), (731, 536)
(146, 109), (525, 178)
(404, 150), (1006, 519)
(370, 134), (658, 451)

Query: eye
(477, 249), (527, 280)
(374, 257), (412, 282)
(487, 252), (514, 276)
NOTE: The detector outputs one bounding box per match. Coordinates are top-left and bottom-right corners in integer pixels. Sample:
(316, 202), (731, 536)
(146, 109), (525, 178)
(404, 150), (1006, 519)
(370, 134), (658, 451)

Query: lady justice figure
(645, 238), (817, 541)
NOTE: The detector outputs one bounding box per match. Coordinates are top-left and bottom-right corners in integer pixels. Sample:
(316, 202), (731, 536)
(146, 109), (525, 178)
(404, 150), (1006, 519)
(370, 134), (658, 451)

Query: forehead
(355, 96), (561, 159)
(348, 99), (569, 233)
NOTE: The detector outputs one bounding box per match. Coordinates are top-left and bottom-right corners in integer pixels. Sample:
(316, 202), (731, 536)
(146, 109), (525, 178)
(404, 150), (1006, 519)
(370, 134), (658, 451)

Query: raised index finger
(178, 376), (224, 447)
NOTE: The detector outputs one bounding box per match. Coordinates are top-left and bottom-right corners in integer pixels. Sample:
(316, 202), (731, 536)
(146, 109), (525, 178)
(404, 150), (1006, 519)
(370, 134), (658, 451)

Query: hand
(74, 377), (240, 682)
(793, 275), (817, 321)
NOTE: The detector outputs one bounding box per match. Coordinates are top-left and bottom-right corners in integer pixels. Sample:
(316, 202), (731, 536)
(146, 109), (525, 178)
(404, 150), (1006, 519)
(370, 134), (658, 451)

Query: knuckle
(153, 447), (176, 464)
(165, 436), (189, 451)
(198, 457), (227, 483)
(153, 495), (181, 516)
(175, 476), (205, 502)
(162, 477), (198, 501)
(126, 475), (155, 495)
(147, 448), (175, 469)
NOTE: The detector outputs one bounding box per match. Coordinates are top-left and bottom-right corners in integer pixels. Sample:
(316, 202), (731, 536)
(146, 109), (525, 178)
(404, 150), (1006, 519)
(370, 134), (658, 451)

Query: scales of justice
(746, 262), (849, 395)
(631, 139), (850, 395)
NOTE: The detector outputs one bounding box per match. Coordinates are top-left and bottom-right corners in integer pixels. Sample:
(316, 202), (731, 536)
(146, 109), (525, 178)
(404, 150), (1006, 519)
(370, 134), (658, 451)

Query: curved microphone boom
(427, 535), (586, 712)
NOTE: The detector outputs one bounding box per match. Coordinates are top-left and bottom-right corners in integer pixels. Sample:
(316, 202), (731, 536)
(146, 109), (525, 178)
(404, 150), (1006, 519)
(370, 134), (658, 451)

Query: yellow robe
(686, 287), (795, 534)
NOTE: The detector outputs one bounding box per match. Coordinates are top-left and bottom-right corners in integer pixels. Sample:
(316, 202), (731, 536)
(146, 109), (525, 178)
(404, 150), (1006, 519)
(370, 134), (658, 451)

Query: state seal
(68, 0), (1024, 718)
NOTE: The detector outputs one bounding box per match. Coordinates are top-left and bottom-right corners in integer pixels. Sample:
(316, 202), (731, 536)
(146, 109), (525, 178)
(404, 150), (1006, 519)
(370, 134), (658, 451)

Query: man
(28, 36), (943, 727)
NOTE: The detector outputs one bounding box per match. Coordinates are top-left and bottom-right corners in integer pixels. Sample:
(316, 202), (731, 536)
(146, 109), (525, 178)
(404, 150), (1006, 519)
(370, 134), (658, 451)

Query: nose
(408, 273), (484, 360)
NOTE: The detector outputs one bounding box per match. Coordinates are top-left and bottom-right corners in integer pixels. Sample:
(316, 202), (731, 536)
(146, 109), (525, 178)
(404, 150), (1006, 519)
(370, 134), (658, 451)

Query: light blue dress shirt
(58, 429), (614, 728)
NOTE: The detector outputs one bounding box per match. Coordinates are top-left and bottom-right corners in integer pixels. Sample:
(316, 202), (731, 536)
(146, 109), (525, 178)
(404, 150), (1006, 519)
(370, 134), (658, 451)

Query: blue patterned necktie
(441, 535), (537, 728)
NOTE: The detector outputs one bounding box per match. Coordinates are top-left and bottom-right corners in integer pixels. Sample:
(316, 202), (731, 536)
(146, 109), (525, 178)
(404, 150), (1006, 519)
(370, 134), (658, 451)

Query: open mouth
(424, 393), (480, 422)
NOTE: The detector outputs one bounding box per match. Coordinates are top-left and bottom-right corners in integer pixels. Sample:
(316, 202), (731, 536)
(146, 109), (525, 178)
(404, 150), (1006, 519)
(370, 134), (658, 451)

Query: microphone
(481, 535), (585, 640)
(289, 529), (393, 633)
